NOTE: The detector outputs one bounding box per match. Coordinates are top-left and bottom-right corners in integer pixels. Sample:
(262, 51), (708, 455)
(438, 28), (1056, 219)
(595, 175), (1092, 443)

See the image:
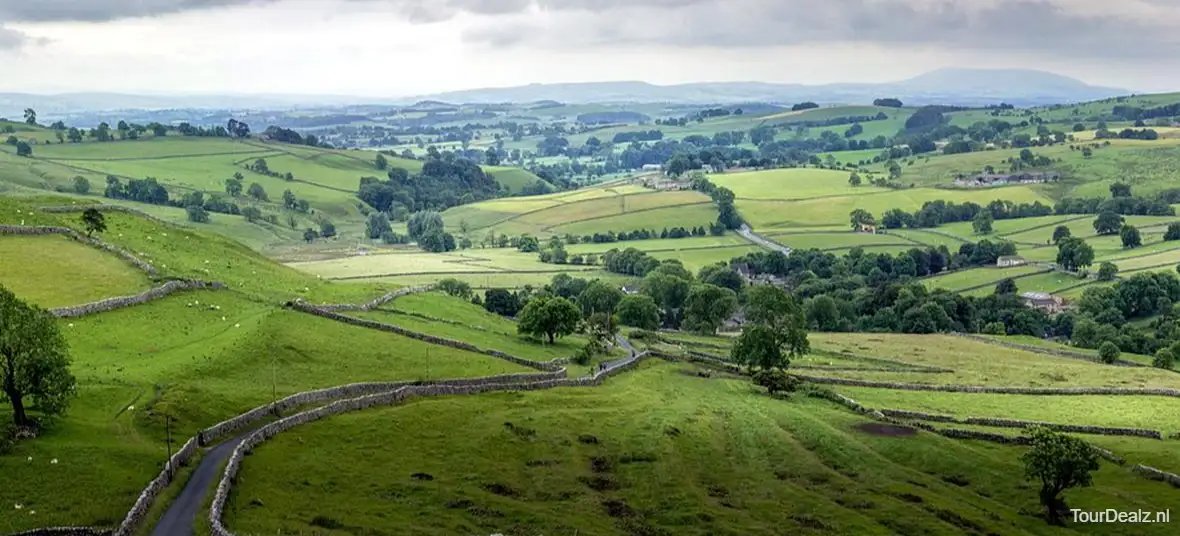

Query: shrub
(436, 278), (473, 300)
(981, 321), (1006, 335)
(1098, 341), (1120, 364)
(1153, 349), (1174, 370)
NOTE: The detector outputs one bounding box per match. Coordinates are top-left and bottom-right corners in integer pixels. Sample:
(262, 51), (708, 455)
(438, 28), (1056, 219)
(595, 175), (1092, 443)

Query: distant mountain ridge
(414, 69), (1129, 107)
(0, 69), (1132, 118)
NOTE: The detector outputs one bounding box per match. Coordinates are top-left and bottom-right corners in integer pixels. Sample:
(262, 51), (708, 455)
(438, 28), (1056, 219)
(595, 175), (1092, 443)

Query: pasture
(0, 234), (152, 308)
(224, 361), (1176, 536)
(736, 183), (1052, 230)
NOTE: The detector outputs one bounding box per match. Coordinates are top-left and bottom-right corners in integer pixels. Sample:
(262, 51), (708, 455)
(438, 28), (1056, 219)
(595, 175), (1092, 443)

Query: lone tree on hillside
(1109, 182), (1132, 198)
(1092, 211), (1123, 236)
(224, 177), (243, 197)
(1096, 262), (1118, 281)
(0, 286), (76, 428)
(1120, 224), (1142, 248)
(517, 295), (580, 344)
(1023, 427), (1099, 525)
(15, 141), (32, 157)
(972, 210), (994, 234)
(994, 278), (1018, 295)
(849, 208), (875, 230)
(375, 153), (388, 170)
(732, 285), (809, 393)
(80, 208), (106, 237)
(1051, 225), (1072, 244)
(1055, 237), (1094, 273)
(848, 171), (862, 187)
(247, 182), (268, 201)
(23, 108), (36, 125)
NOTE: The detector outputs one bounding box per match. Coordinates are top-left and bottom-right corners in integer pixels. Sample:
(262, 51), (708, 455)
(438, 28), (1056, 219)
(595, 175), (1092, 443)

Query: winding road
(151, 435), (246, 536)
(737, 224), (792, 256)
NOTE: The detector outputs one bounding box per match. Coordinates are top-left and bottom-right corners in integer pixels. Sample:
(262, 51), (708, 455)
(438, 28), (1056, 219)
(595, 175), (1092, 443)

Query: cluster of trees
(730, 242), (1048, 335)
(611, 130), (664, 143)
(262, 125), (325, 147)
(872, 199), (1055, 230)
(1054, 183), (1175, 217)
(1112, 102), (1180, 121)
(690, 176), (743, 230)
(1097, 128), (1160, 141)
(5, 136), (32, 157)
(357, 152), (499, 216)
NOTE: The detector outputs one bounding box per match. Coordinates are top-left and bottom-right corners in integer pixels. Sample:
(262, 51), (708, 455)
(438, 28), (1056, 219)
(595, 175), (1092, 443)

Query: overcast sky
(0, 0), (1177, 96)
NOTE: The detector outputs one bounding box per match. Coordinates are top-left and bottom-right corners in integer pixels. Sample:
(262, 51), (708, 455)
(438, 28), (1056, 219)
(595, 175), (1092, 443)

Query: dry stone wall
(8, 528), (112, 536)
(50, 280), (224, 318)
(792, 373), (1180, 398)
(197, 371), (565, 445)
(315, 285), (432, 312)
(953, 333), (1143, 368)
(290, 301), (566, 371)
(1131, 465), (1180, 488)
(208, 352), (648, 536)
(110, 437), (199, 536)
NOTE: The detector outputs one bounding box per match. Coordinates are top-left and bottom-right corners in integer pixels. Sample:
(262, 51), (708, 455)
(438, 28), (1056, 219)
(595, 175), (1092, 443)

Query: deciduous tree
(517, 295), (580, 344)
(1022, 427), (1099, 525)
(80, 208), (106, 237)
(0, 286), (75, 427)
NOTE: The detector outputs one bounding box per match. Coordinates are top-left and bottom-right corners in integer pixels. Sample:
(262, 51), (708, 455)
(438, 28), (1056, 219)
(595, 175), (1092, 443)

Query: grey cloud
(460, 0), (1180, 59)
(0, 0), (266, 22)
(0, 25), (26, 47)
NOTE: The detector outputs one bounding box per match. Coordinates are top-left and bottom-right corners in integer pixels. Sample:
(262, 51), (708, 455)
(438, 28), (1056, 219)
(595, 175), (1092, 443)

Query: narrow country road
(737, 224), (792, 256)
(151, 435), (247, 536)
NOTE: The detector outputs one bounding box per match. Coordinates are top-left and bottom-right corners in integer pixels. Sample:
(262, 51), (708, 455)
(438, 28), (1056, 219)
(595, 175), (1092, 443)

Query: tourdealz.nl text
(1071, 509), (1171, 523)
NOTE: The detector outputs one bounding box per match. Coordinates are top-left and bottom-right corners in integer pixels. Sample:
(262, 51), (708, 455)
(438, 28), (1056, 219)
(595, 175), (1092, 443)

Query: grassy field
(809, 333), (1180, 389)
(444, 184), (717, 237)
(288, 234), (758, 285)
(0, 135), (544, 253)
(0, 290), (533, 533)
(0, 234), (152, 308)
(738, 184), (1052, 230)
(225, 361), (1174, 536)
(921, 265), (1048, 293)
(710, 168), (887, 200)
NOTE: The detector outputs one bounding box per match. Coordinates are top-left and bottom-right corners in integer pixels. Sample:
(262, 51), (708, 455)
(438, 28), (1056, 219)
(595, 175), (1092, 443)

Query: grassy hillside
(226, 360), (1177, 536)
(0, 196), (597, 533)
(0, 135), (544, 253)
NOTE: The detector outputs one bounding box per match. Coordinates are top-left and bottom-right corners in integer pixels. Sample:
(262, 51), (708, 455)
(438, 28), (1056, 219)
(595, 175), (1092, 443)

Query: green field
(0, 234), (152, 308)
(224, 362), (1174, 536)
(444, 184), (718, 237)
(710, 168), (887, 200)
(921, 265), (1048, 293)
(737, 184), (1052, 230)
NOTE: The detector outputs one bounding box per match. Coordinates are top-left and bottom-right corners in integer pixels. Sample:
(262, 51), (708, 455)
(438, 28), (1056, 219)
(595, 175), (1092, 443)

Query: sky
(0, 0), (1177, 96)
